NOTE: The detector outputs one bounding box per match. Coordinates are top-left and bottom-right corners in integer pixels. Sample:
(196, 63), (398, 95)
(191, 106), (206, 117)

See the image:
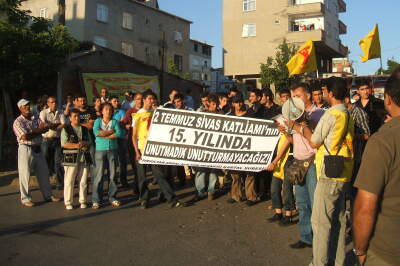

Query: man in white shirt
(40, 96), (66, 190)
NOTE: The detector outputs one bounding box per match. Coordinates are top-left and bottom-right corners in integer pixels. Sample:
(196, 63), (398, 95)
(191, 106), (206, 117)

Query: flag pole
(379, 56), (383, 75)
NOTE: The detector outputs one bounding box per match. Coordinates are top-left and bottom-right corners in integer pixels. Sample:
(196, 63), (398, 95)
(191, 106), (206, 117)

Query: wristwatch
(352, 248), (367, 257)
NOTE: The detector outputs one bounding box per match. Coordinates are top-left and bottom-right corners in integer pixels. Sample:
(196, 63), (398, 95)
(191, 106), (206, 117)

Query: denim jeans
(92, 150), (118, 204)
(194, 167), (218, 196)
(41, 138), (64, 187)
(117, 138), (128, 184)
(311, 177), (348, 266)
(282, 176), (296, 211)
(271, 176), (283, 209)
(295, 163), (317, 245)
(135, 162), (176, 202)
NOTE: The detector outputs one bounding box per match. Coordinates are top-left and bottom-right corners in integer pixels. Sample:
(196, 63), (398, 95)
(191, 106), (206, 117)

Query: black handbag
(323, 115), (349, 178)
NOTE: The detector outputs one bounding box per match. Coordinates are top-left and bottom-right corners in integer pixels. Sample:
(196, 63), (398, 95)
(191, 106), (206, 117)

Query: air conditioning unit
(173, 31), (183, 44)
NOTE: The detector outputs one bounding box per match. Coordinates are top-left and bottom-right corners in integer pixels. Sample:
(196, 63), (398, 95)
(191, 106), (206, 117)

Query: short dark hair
(231, 94), (244, 103)
(75, 93), (86, 100)
(69, 108), (80, 116)
(311, 86), (323, 93)
(200, 91), (209, 99)
(93, 96), (101, 103)
(218, 92), (228, 99)
(357, 78), (371, 88)
(385, 67), (400, 106)
(278, 88), (290, 96)
(229, 87), (239, 94)
(142, 90), (157, 100)
(326, 77), (348, 101)
(173, 93), (185, 101)
(291, 83), (311, 94)
(249, 88), (262, 98)
(207, 94), (220, 105)
(261, 88), (274, 100)
(109, 96), (119, 101)
(100, 102), (114, 113)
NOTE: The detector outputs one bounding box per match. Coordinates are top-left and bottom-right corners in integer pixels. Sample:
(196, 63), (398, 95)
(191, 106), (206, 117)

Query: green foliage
(0, 0), (79, 94)
(260, 39), (301, 90)
(167, 58), (179, 76)
(183, 72), (191, 80)
(376, 59), (400, 75)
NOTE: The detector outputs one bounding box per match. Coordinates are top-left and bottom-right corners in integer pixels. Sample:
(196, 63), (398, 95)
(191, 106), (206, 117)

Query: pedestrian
(354, 79), (386, 134)
(40, 96), (66, 190)
(260, 88), (281, 119)
(311, 87), (330, 110)
(61, 109), (93, 210)
(13, 99), (61, 207)
(281, 83), (325, 248)
(100, 88), (109, 103)
(121, 91), (134, 112)
(352, 72), (400, 266)
(92, 102), (122, 209)
(163, 89), (179, 108)
(291, 77), (354, 265)
(132, 90), (186, 209)
(225, 94), (260, 206)
(197, 91), (209, 112)
(110, 96), (129, 188)
(190, 95), (223, 202)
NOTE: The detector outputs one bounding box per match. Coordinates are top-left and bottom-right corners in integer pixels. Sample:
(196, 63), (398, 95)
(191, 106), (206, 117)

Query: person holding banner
(92, 103), (122, 209)
(132, 90), (186, 209)
(226, 94), (260, 206)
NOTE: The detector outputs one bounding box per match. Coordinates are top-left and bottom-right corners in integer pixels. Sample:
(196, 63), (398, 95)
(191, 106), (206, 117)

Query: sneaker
(140, 200), (149, 209)
(47, 196), (61, 202)
(22, 201), (35, 207)
(289, 240), (312, 249)
(92, 203), (101, 209)
(80, 203), (88, 209)
(188, 194), (205, 203)
(170, 200), (188, 208)
(65, 205), (73, 210)
(279, 216), (294, 227)
(226, 198), (237, 204)
(267, 213), (283, 223)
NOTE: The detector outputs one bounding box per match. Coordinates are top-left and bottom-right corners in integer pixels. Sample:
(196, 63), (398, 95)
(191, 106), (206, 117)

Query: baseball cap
(17, 99), (30, 108)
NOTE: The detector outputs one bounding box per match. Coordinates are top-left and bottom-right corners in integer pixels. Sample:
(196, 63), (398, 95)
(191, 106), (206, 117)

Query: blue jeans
(295, 163), (317, 245)
(92, 150), (118, 204)
(194, 168), (217, 196)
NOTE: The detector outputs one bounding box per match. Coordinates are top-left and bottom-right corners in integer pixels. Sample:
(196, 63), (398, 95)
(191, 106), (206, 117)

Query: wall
(83, 0), (191, 74)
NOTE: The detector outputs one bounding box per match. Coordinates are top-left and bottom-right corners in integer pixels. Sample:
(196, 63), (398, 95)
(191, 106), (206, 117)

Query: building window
(122, 12), (133, 30)
(194, 43), (198, 52)
(122, 42), (133, 57)
(204, 61), (208, 68)
(242, 23), (256, 37)
(174, 55), (183, 71)
(145, 16), (150, 25)
(39, 8), (48, 18)
(97, 4), (108, 23)
(202, 45), (211, 56)
(243, 0), (256, 12)
(93, 36), (107, 47)
(145, 47), (150, 56)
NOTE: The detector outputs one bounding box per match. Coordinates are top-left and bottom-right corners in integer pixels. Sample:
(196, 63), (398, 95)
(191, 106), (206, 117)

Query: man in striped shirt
(13, 99), (60, 207)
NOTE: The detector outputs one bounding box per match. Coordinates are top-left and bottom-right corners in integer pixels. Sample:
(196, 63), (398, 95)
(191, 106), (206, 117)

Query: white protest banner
(140, 108), (280, 172)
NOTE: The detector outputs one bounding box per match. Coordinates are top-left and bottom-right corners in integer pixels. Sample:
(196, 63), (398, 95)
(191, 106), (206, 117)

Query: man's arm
(353, 189), (379, 264)
(266, 137), (290, 171)
(81, 120), (94, 130)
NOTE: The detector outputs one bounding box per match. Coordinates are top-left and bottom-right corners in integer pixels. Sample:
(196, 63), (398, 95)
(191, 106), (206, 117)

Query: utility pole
(58, 0), (66, 25)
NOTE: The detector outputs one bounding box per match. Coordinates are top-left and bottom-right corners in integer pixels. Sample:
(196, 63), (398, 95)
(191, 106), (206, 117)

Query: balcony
(339, 20), (347, 35)
(338, 0), (346, 13)
(287, 2), (325, 16)
(286, 29), (325, 44)
(339, 42), (348, 57)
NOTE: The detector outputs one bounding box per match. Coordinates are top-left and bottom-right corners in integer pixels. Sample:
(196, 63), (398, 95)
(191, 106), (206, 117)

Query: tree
(0, 0), (79, 95)
(167, 58), (179, 76)
(260, 39), (301, 90)
(376, 59), (400, 75)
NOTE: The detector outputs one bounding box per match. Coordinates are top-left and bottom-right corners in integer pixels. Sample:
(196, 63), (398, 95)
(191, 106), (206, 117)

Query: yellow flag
(359, 24), (381, 63)
(286, 39), (317, 77)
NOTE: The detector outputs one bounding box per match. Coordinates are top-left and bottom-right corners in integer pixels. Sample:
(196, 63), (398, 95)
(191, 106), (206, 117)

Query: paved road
(0, 177), (313, 266)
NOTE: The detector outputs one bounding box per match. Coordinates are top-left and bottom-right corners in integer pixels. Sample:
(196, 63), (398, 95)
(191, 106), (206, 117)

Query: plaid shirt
(13, 115), (43, 145)
(349, 105), (371, 136)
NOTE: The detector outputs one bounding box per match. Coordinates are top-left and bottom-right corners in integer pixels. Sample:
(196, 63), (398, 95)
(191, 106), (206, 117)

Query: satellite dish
(282, 97), (305, 121)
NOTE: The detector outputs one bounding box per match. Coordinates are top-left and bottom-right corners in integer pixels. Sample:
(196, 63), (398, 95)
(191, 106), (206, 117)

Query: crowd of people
(12, 67), (400, 265)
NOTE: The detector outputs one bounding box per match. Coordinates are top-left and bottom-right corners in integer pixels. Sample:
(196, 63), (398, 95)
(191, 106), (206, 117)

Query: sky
(159, 0), (400, 75)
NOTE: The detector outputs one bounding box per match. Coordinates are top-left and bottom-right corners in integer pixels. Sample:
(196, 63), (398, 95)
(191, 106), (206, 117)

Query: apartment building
(189, 39), (213, 86)
(223, 0), (348, 87)
(21, 0), (191, 73)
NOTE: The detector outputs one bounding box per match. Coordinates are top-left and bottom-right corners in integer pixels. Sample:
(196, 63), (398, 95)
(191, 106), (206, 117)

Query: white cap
(17, 99), (30, 108)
